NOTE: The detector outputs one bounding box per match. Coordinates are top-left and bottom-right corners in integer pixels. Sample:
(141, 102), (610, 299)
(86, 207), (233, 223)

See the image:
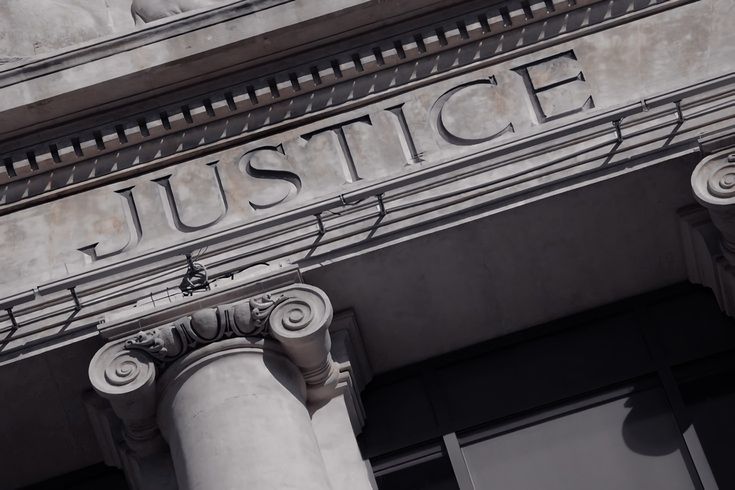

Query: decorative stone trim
(692, 148), (735, 261)
(88, 283), (358, 428)
(88, 340), (161, 457)
(0, 0), (691, 202)
(92, 283), (336, 375)
(123, 292), (287, 363)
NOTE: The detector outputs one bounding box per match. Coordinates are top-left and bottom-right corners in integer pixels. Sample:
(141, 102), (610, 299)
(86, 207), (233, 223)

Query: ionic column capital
(691, 148), (735, 260)
(681, 147), (735, 317)
(88, 283), (373, 490)
(692, 150), (735, 207)
(88, 338), (161, 457)
(89, 283), (340, 420)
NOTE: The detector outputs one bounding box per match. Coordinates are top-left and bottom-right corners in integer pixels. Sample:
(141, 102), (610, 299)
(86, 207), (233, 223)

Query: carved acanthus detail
(125, 329), (169, 361)
(92, 284), (339, 415)
(124, 293), (287, 365)
(251, 293), (288, 332)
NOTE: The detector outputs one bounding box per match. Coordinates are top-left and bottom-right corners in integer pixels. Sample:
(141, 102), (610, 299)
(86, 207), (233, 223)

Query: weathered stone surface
(1, 0), (734, 487)
(132, 0), (232, 24)
(0, 0), (247, 60)
(158, 340), (332, 490)
(0, 1), (133, 60)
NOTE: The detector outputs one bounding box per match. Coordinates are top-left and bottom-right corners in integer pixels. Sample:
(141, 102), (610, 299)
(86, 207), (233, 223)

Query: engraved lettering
(387, 104), (422, 163)
(79, 187), (142, 263)
(432, 77), (515, 146)
(239, 145), (302, 211)
(514, 50), (594, 123)
(154, 161), (228, 232)
(302, 116), (372, 183)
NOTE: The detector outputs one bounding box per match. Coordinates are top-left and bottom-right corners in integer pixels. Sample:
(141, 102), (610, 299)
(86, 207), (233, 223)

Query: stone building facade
(1, 0), (735, 488)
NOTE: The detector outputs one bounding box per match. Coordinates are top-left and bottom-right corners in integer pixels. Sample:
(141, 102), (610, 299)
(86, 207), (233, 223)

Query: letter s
(239, 145), (302, 211)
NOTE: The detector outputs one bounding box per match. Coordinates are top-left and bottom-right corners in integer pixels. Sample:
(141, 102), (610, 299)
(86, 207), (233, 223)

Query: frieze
(1, 56), (734, 305)
(0, 0), (691, 204)
(0, 48), (595, 295)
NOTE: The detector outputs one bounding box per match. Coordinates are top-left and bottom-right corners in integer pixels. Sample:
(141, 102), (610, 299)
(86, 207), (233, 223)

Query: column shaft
(157, 340), (333, 490)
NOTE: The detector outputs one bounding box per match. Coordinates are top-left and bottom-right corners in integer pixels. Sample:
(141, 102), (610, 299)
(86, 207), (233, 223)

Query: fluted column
(89, 284), (371, 490)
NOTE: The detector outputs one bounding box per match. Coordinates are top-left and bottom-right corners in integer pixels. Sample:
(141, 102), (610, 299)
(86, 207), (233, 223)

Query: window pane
(680, 367), (735, 489)
(461, 388), (697, 490)
(376, 455), (459, 490)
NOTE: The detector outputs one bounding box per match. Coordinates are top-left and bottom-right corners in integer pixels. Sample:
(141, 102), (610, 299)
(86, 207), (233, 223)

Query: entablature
(0, 0), (693, 204)
(2, 0), (734, 363)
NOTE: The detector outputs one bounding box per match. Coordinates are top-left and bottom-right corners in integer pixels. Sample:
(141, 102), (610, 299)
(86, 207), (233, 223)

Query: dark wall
(20, 464), (128, 490)
(359, 284), (735, 490)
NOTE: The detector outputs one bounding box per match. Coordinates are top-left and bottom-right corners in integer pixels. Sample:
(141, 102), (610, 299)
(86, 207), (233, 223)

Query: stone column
(88, 284), (372, 490)
(157, 338), (333, 490)
(691, 149), (735, 259)
(682, 147), (735, 316)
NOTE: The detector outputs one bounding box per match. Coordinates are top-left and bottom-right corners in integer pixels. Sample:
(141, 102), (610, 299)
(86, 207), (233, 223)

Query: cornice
(0, 0), (694, 211)
(0, 0), (461, 139)
(0, 0), (290, 85)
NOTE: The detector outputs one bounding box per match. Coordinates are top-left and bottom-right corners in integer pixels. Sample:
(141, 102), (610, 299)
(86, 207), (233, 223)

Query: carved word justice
(74, 51), (593, 263)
